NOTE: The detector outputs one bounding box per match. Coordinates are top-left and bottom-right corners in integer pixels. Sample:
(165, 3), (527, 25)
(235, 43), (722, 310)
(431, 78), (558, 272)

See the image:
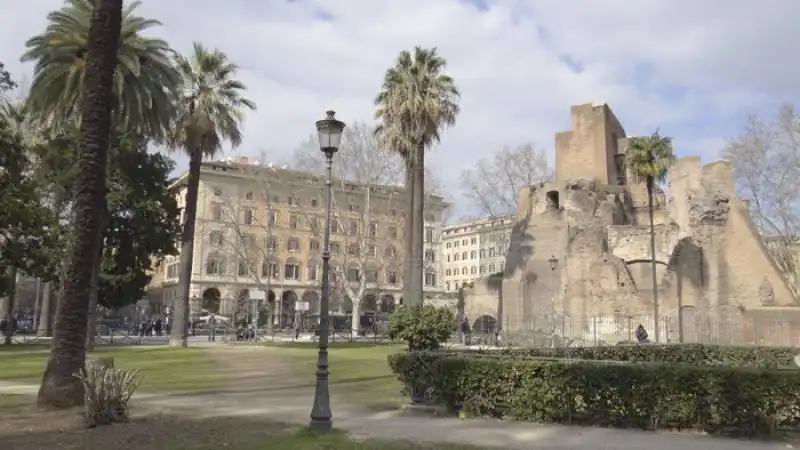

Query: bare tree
(460, 143), (553, 216)
(722, 104), (800, 296)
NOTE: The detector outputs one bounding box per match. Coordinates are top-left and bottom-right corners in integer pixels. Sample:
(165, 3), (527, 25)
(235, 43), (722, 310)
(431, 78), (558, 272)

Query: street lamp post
(309, 110), (345, 433)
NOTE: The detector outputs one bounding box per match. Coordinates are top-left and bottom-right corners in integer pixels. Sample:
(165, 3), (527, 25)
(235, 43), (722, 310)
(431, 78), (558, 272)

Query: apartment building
(146, 157), (447, 324)
(439, 215), (514, 292)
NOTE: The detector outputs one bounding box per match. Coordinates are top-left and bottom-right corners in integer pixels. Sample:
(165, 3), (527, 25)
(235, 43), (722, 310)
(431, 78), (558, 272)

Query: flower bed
(388, 351), (800, 437)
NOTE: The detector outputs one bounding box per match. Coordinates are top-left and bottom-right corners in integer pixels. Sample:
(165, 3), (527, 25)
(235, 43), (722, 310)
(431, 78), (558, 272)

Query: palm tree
(626, 130), (675, 344)
(168, 42), (256, 347)
(37, 0), (122, 409)
(22, 0), (180, 141)
(374, 46), (460, 305)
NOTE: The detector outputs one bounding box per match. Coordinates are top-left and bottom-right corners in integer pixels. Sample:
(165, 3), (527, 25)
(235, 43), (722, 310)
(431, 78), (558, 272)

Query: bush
(448, 343), (799, 369)
(76, 357), (143, 428)
(388, 351), (800, 437)
(388, 304), (454, 351)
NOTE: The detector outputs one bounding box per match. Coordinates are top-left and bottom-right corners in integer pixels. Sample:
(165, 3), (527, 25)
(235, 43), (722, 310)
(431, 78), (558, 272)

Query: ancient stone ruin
(463, 102), (800, 347)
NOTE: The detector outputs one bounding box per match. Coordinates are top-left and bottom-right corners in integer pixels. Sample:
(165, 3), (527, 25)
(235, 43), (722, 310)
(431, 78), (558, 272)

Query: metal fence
(501, 311), (800, 348)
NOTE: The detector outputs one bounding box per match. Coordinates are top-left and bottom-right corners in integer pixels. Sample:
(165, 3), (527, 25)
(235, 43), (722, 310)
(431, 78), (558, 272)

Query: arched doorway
(301, 290), (319, 329)
(473, 315), (497, 334)
(281, 291), (298, 328)
(361, 294), (377, 312)
(201, 288), (221, 314)
(259, 290), (277, 328)
(379, 294), (394, 313)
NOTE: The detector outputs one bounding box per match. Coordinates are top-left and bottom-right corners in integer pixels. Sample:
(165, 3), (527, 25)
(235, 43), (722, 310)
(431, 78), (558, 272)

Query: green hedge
(388, 351), (800, 437)
(452, 344), (799, 369)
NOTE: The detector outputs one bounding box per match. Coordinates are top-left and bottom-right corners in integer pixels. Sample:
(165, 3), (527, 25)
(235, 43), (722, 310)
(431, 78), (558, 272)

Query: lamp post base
(308, 417), (333, 433)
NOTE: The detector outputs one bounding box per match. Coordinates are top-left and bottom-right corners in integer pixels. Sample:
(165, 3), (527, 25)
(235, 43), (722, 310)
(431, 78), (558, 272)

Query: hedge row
(388, 351), (800, 437)
(451, 343), (799, 369)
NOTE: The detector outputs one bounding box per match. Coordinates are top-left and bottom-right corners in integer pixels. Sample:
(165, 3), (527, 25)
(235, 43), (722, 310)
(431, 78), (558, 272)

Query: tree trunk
(85, 226), (104, 352)
(171, 148), (202, 347)
(402, 156), (415, 306)
(411, 144), (426, 305)
(2, 266), (18, 345)
(37, 0), (121, 409)
(646, 176), (660, 343)
(37, 282), (52, 337)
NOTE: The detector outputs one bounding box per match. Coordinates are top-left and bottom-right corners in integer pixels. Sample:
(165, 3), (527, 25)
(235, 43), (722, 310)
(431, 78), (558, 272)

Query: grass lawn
(0, 347), (222, 393)
(0, 343), (50, 352)
(261, 342), (408, 411)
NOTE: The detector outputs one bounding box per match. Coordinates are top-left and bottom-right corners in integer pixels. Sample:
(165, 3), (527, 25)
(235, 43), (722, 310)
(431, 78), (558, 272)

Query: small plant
(388, 304), (454, 351)
(75, 357), (143, 428)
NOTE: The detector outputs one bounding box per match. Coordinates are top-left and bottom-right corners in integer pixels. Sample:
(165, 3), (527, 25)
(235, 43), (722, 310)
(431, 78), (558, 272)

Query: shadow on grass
(0, 412), (487, 450)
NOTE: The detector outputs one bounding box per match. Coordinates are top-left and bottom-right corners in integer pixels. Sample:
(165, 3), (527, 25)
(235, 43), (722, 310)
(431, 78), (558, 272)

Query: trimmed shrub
(447, 343), (798, 369)
(388, 351), (800, 437)
(388, 304), (454, 351)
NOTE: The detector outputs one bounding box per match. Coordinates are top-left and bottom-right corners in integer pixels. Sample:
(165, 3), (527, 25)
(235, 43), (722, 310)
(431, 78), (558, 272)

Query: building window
(308, 216), (320, 234)
(347, 243), (360, 257)
(480, 249), (486, 258)
(265, 236), (278, 251)
(289, 215), (299, 229)
(454, 241), (459, 248)
(268, 209), (278, 225)
(211, 204), (222, 220)
(348, 219), (358, 236)
(470, 251), (476, 260)
(386, 270), (398, 285)
(471, 237), (477, 245)
(445, 269), (451, 276)
(385, 245), (396, 259)
(447, 255), (451, 262)
(489, 248), (496, 257)
(425, 271), (437, 287)
(462, 251), (467, 260)
(390, 209), (396, 217)
(471, 266), (477, 274)
(454, 253), (459, 261)
(311, 199), (318, 207)
(367, 244), (377, 258)
(240, 233), (256, 250)
(285, 261), (301, 280)
(238, 260), (251, 276)
(480, 265), (486, 274)
(369, 222), (378, 237)
(425, 227), (433, 243)
(446, 281), (451, 291)
(166, 263), (179, 278)
(271, 195), (280, 204)
(330, 218), (340, 234)
(424, 249), (435, 262)
(206, 255), (225, 275)
(209, 230), (223, 246)
(307, 263), (318, 281)
(288, 196), (298, 207)
(287, 237), (300, 251)
(446, 242), (451, 249)
(262, 259), (279, 278)
(213, 187), (222, 197)
(366, 270), (378, 283)
(489, 263), (496, 273)
(347, 267), (361, 282)
(387, 226), (397, 239)
(330, 241), (341, 255)
(245, 191), (253, 200)
(309, 240), (320, 251)
(243, 208), (254, 225)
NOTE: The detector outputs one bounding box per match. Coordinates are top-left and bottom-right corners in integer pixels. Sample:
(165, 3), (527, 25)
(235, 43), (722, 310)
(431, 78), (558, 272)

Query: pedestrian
(208, 313), (217, 342)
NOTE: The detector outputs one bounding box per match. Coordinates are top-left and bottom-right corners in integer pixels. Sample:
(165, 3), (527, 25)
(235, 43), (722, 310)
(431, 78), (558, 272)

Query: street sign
(249, 289), (266, 300)
(297, 301), (310, 312)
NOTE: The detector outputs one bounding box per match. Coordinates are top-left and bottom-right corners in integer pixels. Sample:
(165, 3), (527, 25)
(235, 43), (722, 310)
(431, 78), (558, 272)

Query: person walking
(208, 313), (217, 342)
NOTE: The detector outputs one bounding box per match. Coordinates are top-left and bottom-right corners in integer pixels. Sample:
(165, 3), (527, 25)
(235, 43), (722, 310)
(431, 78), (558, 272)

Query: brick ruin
(463, 102), (800, 347)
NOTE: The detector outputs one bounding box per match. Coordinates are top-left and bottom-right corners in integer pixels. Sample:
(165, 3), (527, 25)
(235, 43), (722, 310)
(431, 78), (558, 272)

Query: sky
(2, 0), (799, 216)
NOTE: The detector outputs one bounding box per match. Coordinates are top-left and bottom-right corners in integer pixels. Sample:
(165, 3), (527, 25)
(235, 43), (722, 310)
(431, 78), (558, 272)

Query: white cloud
(2, 0), (798, 213)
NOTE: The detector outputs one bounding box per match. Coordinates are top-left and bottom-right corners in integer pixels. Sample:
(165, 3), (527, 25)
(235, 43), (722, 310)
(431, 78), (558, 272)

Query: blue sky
(2, 0), (798, 215)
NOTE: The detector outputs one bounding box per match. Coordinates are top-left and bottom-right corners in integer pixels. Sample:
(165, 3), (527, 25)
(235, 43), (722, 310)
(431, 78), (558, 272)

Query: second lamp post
(309, 110), (345, 433)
